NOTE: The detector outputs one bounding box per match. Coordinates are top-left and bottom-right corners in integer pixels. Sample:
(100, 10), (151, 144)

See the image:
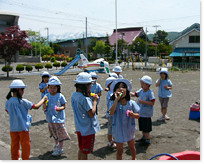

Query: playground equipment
(152, 55), (166, 71)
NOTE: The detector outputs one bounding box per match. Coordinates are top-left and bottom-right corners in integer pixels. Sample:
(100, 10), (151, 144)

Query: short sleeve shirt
(118, 75), (123, 79)
(39, 82), (49, 99)
(136, 89), (155, 117)
(106, 91), (113, 118)
(156, 79), (173, 98)
(90, 83), (103, 104)
(71, 91), (100, 136)
(45, 93), (67, 123)
(5, 97), (33, 132)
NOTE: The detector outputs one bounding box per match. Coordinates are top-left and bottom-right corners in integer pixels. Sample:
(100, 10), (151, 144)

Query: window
(189, 36), (200, 43)
(65, 51), (69, 53)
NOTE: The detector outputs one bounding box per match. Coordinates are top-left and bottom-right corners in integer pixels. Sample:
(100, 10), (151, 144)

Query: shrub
(2, 65), (13, 72)
(118, 59), (123, 65)
(73, 62), (78, 68)
(35, 63), (43, 71)
(42, 55), (51, 61)
(16, 64), (24, 73)
(45, 63), (53, 70)
(61, 61), (68, 67)
(50, 57), (56, 62)
(53, 62), (60, 70)
(108, 60), (115, 64)
(25, 65), (33, 72)
(66, 57), (73, 62)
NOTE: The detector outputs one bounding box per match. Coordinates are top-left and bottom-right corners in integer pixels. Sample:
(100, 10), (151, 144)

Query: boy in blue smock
(130, 75), (155, 146)
(71, 72), (100, 160)
(113, 66), (123, 79)
(39, 71), (51, 99)
(156, 68), (173, 121)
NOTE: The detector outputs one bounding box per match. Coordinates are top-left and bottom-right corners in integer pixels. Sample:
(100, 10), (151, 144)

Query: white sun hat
(105, 77), (116, 88)
(140, 75), (152, 85)
(89, 72), (99, 78)
(159, 67), (169, 76)
(47, 76), (62, 85)
(109, 72), (118, 79)
(110, 79), (132, 92)
(74, 72), (95, 84)
(9, 80), (27, 88)
(41, 71), (51, 78)
(113, 66), (122, 73)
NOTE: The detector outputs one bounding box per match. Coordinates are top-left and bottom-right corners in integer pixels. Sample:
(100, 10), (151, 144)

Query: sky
(0, 0), (201, 39)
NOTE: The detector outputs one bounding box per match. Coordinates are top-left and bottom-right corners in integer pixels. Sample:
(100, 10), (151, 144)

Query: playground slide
(55, 56), (81, 76)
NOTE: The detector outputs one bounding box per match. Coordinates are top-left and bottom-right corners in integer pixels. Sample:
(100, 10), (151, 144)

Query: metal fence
(173, 62), (200, 70)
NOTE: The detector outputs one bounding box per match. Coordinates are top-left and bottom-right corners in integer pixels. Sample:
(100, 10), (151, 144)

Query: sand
(0, 69), (200, 160)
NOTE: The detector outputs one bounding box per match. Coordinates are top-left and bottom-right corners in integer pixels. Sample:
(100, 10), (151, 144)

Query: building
(169, 23), (200, 69)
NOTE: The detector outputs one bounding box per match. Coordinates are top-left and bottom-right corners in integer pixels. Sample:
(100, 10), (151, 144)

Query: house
(169, 23), (200, 69)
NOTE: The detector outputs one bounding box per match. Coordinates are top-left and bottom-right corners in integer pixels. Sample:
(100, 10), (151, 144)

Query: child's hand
(43, 95), (48, 102)
(164, 85), (168, 89)
(114, 91), (122, 101)
(130, 92), (135, 97)
(128, 110), (134, 117)
(93, 94), (99, 102)
(105, 88), (109, 92)
(139, 99), (144, 104)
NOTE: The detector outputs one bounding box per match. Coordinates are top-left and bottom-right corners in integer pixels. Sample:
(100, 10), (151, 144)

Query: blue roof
(170, 48), (200, 57)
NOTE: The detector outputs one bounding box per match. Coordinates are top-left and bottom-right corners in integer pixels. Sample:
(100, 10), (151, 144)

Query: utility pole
(45, 27), (49, 45)
(115, 0), (118, 65)
(39, 31), (41, 62)
(145, 27), (148, 67)
(86, 17), (88, 58)
(153, 25), (160, 57)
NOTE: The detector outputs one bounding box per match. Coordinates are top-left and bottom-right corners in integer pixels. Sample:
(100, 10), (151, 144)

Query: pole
(39, 31), (42, 62)
(145, 27), (147, 67)
(115, 0), (118, 65)
(35, 34), (37, 56)
(45, 27), (49, 45)
(86, 17), (88, 58)
(153, 25), (160, 57)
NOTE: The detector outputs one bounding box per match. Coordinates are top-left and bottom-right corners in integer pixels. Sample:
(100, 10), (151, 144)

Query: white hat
(47, 76), (62, 85)
(9, 80), (27, 88)
(74, 72), (95, 84)
(113, 66), (122, 73)
(159, 67), (169, 76)
(109, 72), (118, 79)
(105, 77), (116, 88)
(110, 79), (132, 92)
(89, 72), (99, 78)
(41, 71), (51, 78)
(140, 75), (152, 85)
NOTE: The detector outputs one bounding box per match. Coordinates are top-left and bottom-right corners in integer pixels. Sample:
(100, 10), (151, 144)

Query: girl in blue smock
(109, 79), (140, 160)
(39, 71), (51, 99)
(43, 76), (71, 156)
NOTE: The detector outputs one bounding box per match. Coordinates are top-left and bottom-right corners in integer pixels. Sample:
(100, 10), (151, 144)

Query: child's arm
(40, 85), (48, 93)
(164, 85), (172, 90)
(156, 78), (162, 87)
(55, 104), (65, 111)
(32, 96), (48, 109)
(139, 99), (155, 106)
(128, 111), (140, 119)
(87, 95), (99, 118)
(130, 92), (139, 97)
(109, 92), (121, 116)
(97, 91), (102, 97)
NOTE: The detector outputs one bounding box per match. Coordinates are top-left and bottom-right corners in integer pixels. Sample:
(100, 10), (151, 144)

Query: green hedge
(53, 62), (60, 70)
(16, 64), (24, 73)
(35, 63), (44, 71)
(45, 63), (53, 70)
(25, 65), (33, 72)
(50, 57), (56, 62)
(1, 65), (13, 72)
(61, 61), (67, 67)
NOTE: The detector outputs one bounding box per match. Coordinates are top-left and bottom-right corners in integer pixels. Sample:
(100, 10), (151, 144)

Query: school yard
(0, 69), (200, 160)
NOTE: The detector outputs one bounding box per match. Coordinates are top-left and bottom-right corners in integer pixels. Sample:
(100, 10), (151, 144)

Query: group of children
(5, 66), (172, 160)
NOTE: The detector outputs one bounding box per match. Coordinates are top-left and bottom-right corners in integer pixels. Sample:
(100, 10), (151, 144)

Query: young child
(109, 79), (140, 160)
(43, 76), (71, 156)
(105, 73), (118, 92)
(89, 72), (103, 115)
(130, 75), (155, 146)
(105, 77), (116, 148)
(39, 71), (51, 99)
(71, 72), (100, 160)
(156, 68), (173, 121)
(5, 80), (47, 160)
(113, 66), (123, 79)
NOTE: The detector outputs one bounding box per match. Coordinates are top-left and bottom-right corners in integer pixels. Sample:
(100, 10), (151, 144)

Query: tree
(93, 40), (105, 57)
(0, 26), (32, 77)
(129, 38), (146, 55)
(153, 30), (168, 44)
(52, 43), (61, 54)
(104, 35), (112, 58)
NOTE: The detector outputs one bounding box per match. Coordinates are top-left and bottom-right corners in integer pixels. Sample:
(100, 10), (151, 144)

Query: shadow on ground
(93, 146), (116, 159)
(31, 119), (47, 126)
(30, 151), (67, 160)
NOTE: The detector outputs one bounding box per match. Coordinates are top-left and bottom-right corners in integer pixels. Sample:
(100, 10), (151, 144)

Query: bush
(61, 61), (68, 67)
(73, 62), (78, 68)
(53, 62), (60, 70)
(42, 55), (51, 61)
(66, 57), (73, 62)
(45, 63), (53, 70)
(2, 65), (13, 72)
(50, 57), (56, 62)
(108, 60), (115, 64)
(35, 63), (43, 71)
(25, 65), (33, 72)
(118, 59), (123, 65)
(16, 64), (24, 73)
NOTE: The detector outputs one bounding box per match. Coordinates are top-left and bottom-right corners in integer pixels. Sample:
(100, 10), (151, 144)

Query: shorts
(138, 117), (152, 133)
(107, 117), (113, 135)
(159, 97), (169, 108)
(77, 131), (95, 154)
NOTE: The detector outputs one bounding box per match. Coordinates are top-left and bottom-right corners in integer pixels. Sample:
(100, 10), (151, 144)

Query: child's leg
(162, 107), (167, 116)
(55, 139), (59, 145)
(59, 141), (63, 149)
(19, 131), (30, 160)
(108, 134), (113, 142)
(116, 142), (123, 160)
(10, 132), (20, 160)
(78, 150), (88, 160)
(143, 132), (150, 140)
(127, 139), (136, 160)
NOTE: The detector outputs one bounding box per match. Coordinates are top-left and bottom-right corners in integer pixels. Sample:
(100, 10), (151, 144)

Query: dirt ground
(0, 69), (200, 160)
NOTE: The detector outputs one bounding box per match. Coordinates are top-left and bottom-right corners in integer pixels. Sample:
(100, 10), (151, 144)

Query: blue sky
(0, 0), (200, 38)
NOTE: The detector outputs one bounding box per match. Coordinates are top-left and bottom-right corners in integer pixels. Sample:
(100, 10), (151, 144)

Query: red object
(190, 107), (200, 112)
(127, 110), (130, 116)
(159, 151), (200, 160)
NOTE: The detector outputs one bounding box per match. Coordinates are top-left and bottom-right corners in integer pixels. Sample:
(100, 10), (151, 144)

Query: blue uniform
(106, 91), (113, 118)
(45, 93), (67, 123)
(39, 82), (49, 99)
(5, 97), (33, 132)
(136, 89), (155, 118)
(156, 79), (173, 98)
(118, 75), (123, 79)
(71, 91), (100, 136)
(90, 83), (103, 105)
(111, 100), (140, 143)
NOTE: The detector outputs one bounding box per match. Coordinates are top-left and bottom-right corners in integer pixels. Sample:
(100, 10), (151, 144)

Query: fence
(173, 62), (200, 70)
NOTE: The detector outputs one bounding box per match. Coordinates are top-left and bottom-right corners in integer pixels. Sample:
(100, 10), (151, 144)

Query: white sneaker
(108, 141), (117, 148)
(52, 148), (64, 156)
(157, 116), (165, 121)
(165, 115), (170, 120)
(52, 144), (59, 152)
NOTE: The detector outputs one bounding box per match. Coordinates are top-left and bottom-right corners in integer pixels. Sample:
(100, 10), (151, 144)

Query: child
(113, 66), (123, 79)
(89, 72), (103, 115)
(105, 73), (118, 92)
(39, 71), (51, 99)
(109, 79), (140, 160)
(130, 75), (155, 146)
(43, 76), (71, 156)
(156, 68), (173, 121)
(5, 80), (47, 160)
(71, 72), (100, 160)
(105, 77), (116, 148)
